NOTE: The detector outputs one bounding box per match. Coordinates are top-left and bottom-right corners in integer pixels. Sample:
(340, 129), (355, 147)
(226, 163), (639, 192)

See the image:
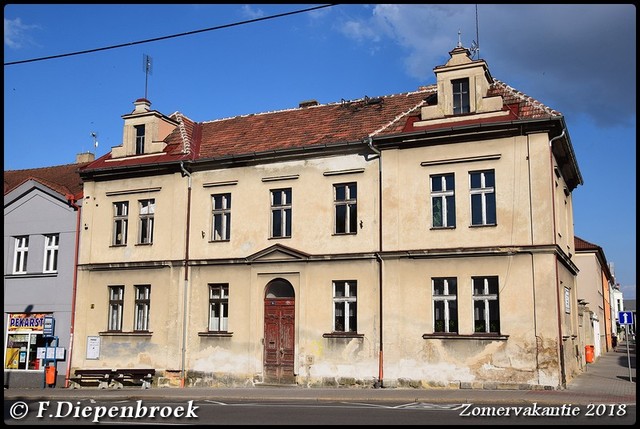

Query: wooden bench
(68, 369), (114, 389)
(112, 368), (155, 389)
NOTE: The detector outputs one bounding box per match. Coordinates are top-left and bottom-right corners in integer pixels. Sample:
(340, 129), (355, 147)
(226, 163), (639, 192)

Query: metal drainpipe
(64, 195), (81, 388)
(179, 161), (192, 388)
(525, 136), (541, 385)
(366, 136), (384, 388)
(549, 129), (567, 388)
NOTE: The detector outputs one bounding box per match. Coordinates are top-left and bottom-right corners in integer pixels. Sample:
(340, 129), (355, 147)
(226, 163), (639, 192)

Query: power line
(4, 4), (339, 66)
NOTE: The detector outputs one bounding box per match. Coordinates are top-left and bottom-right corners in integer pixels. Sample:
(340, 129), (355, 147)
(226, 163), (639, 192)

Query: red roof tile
(4, 162), (88, 198)
(81, 79), (562, 172)
(574, 235), (601, 251)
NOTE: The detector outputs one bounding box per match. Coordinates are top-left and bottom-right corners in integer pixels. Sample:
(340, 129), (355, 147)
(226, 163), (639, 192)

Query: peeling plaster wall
(72, 266), (184, 372)
(380, 255), (564, 389)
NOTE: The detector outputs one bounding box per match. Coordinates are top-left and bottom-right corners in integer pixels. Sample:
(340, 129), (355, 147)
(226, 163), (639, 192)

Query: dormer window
(452, 78), (470, 115)
(135, 125), (145, 155)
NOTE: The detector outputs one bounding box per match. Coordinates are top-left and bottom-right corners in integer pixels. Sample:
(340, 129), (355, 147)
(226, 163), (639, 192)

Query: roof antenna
(471, 4), (480, 59)
(90, 132), (99, 155)
(142, 53), (153, 100)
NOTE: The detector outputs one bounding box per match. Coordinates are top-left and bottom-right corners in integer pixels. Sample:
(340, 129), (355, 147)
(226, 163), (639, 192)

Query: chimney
(299, 99), (318, 108)
(76, 152), (95, 164)
(133, 98), (152, 113)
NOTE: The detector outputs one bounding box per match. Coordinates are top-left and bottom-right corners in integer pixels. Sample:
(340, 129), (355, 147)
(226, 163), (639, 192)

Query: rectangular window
(134, 285), (151, 331)
(473, 276), (500, 333)
(113, 202), (129, 245)
(13, 236), (29, 274)
(138, 199), (155, 244)
(108, 286), (124, 331)
(333, 280), (357, 332)
(431, 174), (456, 228)
(43, 234), (60, 273)
(452, 78), (470, 114)
(470, 170), (496, 226)
(209, 284), (229, 332)
(334, 183), (358, 234)
(270, 188), (292, 238)
(135, 125), (145, 155)
(433, 277), (458, 333)
(212, 193), (231, 241)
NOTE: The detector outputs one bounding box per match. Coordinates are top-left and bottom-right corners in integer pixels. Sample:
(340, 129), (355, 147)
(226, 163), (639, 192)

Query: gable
(247, 244), (310, 263)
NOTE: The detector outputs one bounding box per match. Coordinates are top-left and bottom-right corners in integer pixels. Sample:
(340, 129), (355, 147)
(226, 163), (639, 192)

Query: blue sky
(4, 4), (636, 299)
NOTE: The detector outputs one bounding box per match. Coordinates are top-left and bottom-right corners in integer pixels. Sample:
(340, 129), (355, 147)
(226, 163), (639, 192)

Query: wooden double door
(263, 279), (295, 384)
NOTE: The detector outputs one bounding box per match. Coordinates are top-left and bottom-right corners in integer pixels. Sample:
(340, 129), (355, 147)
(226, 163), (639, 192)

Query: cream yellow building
(72, 45), (583, 390)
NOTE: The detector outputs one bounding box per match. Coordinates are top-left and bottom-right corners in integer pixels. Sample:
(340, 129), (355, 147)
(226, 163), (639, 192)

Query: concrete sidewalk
(5, 342), (635, 406)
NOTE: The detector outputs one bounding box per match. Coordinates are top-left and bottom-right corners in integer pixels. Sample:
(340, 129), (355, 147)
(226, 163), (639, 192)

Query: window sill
(99, 331), (153, 337)
(422, 333), (509, 340)
(208, 239), (231, 243)
(110, 244), (127, 248)
(332, 232), (358, 237)
(322, 332), (364, 339)
(469, 224), (497, 228)
(198, 331), (233, 337)
(5, 272), (58, 279)
(135, 243), (153, 246)
(429, 226), (456, 231)
(268, 236), (292, 240)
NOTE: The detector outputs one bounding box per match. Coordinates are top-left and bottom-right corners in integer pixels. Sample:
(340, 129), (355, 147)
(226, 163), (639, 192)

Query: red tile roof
(4, 162), (88, 199)
(81, 79), (563, 172)
(575, 235), (601, 251)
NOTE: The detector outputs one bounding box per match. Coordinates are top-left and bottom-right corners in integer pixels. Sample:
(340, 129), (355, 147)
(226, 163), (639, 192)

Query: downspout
(64, 194), (81, 388)
(525, 136), (541, 385)
(179, 161), (192, 388)
(366, 135), (384, 388)
(549, 129), (567, 387)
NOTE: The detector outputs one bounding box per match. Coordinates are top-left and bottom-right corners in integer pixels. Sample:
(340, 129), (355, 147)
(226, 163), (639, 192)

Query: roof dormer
(110, 98), (179, 159)
(416, 45), (504, 125)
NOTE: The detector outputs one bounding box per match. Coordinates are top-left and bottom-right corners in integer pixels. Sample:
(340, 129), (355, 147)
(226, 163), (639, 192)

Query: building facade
(573, 236), (616, 361)
(71, 46), (584, 389)
(4, 156), (91, 388)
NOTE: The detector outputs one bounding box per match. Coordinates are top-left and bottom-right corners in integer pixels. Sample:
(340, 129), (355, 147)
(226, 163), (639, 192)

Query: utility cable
(5, 4), (338, 66)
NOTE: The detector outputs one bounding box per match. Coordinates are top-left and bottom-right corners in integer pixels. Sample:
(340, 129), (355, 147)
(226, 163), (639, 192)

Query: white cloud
(241, 4), (265, 20)
(4, 17), (39, 49)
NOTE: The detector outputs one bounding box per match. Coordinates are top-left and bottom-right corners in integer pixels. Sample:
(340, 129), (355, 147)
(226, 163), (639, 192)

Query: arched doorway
(263, 278), (295, 384)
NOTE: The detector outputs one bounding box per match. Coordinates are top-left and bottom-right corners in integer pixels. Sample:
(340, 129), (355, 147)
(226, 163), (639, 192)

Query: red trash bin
(585, 345), (594, 363)
(45, 365), (57, 385)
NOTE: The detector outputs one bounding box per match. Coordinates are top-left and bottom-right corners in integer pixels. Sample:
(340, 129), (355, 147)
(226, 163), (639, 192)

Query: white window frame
(212, 194), (231, 241)
(472, 276), (500, 333)
(334, 183), (357, 234)
(13, 236), (29, 274)
(431, 173), (455, 228)
(43, 233), (60, 273)
(333, 280), (357, 332)
(108, 285), (124, 331)
(138, 199), (155, 244)
(433, 277), (458, 333)
(112, 202), (129, 246)
(270, 188), (292, 238)
(134, 285), (151, 331)
(469, 170), (496, 226)
(209, 284), (229, 332)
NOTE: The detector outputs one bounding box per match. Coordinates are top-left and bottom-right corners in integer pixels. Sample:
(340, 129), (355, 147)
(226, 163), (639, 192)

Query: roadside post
(618, 310), (634, 382)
